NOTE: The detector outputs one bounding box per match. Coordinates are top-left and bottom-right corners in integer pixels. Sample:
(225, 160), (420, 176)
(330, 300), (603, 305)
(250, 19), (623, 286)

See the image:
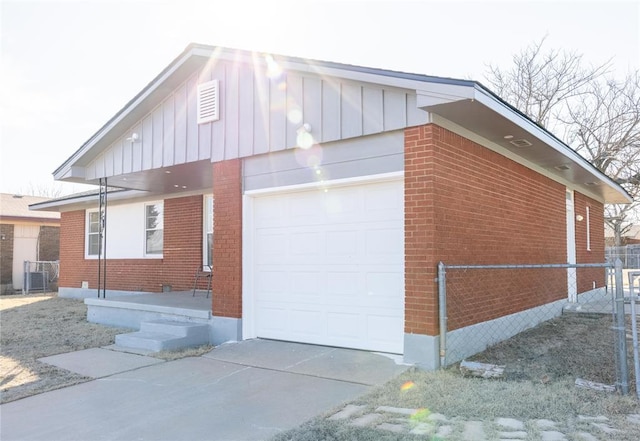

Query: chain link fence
(607, 244), (640, 269)
(438, 261), (638, 396)
(22, 260), (59, 294)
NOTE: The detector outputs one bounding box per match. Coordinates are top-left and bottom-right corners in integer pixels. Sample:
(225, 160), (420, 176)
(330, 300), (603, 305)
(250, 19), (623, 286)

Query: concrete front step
(115, 320), (210, 352)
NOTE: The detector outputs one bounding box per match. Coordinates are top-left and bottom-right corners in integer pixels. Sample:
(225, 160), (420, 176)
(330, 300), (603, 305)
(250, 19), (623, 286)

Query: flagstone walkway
(327, 404), (640, 440)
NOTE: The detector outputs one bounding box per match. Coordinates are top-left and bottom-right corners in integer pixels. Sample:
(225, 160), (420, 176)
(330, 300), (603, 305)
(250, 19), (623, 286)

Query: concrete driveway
(1, 339), (409, 441)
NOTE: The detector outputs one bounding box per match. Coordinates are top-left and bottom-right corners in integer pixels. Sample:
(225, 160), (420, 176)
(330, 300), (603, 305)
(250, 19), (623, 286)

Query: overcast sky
(1, 0), (638, 196)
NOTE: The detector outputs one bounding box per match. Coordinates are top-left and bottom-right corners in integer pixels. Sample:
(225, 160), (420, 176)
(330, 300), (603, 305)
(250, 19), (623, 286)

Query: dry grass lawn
(0, 293), (211, 404)
(1, 293), (129, 403)
(3, 293), (640, 440)
(274, 313), (640, 441)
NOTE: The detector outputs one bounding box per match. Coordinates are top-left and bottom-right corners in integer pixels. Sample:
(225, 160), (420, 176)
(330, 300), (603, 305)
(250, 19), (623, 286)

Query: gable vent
(197, 80), (219, 124)
(509, 138), (532, 148)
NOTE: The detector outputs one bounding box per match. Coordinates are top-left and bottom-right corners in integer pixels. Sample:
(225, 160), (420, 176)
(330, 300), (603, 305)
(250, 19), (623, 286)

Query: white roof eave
(471, 86), (632, 204)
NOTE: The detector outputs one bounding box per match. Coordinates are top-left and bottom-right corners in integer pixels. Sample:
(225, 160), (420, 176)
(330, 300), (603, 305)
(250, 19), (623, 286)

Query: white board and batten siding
(85, 59), (427, 181)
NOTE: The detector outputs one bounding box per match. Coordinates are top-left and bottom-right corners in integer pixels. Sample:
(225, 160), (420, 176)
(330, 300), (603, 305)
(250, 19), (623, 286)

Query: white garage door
(250, 178), (404, 354)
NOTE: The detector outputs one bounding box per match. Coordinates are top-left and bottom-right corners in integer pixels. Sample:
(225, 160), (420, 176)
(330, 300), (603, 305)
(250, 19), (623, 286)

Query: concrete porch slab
(38, 347), (164, 378)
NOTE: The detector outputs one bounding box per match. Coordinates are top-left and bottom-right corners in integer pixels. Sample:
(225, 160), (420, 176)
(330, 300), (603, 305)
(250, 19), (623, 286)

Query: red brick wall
(58, 195), (208, 293)
(574, 192), (606, 293)
(212, 159), (243, 319)
(405, 124), (569, 335)
(404, 125), (438, 336)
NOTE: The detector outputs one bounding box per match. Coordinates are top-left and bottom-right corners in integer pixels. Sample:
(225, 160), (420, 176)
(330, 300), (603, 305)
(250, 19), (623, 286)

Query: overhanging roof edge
(471, 84), (632, 204)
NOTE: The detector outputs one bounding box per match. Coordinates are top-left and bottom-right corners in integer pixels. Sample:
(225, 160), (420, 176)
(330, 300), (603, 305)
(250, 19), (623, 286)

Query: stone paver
(350, 413), (382, 427)
(410, 422), (434, 435)
(376, 405), (415, 415)
(428, 412), (449, 423)
(575, 432), (598, 441)
(463, 421), (486, 440)
(325, 405), (638, 440)
(435, 425), (453, 438)
(496, 417), (525, 430)
(328, 404), (366, 420)
(578, 415), (609, 422)
(540, 431), (567, 441)
(590, 422), (622, 434)
(535, 419), (558, 429)
(498, 430), (526, 438)
(628, 414), (640, 425)
(378, 422), (405, 433)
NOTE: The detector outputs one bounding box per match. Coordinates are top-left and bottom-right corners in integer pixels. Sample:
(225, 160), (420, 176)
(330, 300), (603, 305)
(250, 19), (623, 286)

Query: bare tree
(485, 37), (610, 131)
(17, 182), (65, 198)
(563, 73), (640, 246)
(485, 38), (639, 246)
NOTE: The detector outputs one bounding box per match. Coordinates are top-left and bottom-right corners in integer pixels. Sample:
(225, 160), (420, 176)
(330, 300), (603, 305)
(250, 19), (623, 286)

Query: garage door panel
(326, 312), (361, 339)
(256, 270), (288, 294)
(251, 179), (404, 354)
(366, 272), (403, 302)
(290, 232), (322, 256)
(365, 227), (403, 256)
(365, 184), (403, 213)
(289, 309), (324, 336)
(290, 271), (323, 296)
(326, 271), (360, 297)
(256, 233), (287, 259)
(257, 307), (288, 333)
(367, 314), (404, 348)
(325, 230), (358, 256)
(254, 197), (287, 225)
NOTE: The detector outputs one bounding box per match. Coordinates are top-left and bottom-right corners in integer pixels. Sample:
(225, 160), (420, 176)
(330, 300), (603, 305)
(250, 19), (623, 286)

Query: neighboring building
(0, 194), (60, 293)
(605, 224), (640, 247)
(31, 44), (631, 368)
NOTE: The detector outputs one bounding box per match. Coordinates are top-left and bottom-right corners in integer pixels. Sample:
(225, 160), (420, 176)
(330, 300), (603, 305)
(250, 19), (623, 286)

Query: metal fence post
(438, 261), (447, 368)
(614, 258), (629, 394)
(629, 271), (640, 400)
(22, 260), (28, 295)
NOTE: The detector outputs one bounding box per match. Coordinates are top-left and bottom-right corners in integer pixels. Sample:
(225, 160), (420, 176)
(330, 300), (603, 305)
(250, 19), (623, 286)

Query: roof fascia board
(29, 189), (148, 212)
(0, 216), (60, 224)
(274, 57), (476, 93)
(416, 84), (474, 107)
(471, 85), (631, 203)
(54, 48), (207, 180)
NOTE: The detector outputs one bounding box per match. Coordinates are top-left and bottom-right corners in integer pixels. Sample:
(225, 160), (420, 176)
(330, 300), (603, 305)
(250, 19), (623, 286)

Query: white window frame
(85, 209), (102, 258)
(203, 195), (213, 269)
(586, 206), (591, 251)
(144, 202), (164, 257)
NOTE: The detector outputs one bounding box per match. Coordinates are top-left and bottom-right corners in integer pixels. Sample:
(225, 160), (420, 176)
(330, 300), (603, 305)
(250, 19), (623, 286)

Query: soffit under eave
(420, 98), (631, 205)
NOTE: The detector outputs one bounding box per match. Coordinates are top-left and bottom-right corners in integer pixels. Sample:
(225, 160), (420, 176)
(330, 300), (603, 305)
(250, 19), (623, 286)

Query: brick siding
(212, 159), (243, 319)
(574, 192), (606, 293)
(59, 195), (209, 293)
(405, 124), (584, 335)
